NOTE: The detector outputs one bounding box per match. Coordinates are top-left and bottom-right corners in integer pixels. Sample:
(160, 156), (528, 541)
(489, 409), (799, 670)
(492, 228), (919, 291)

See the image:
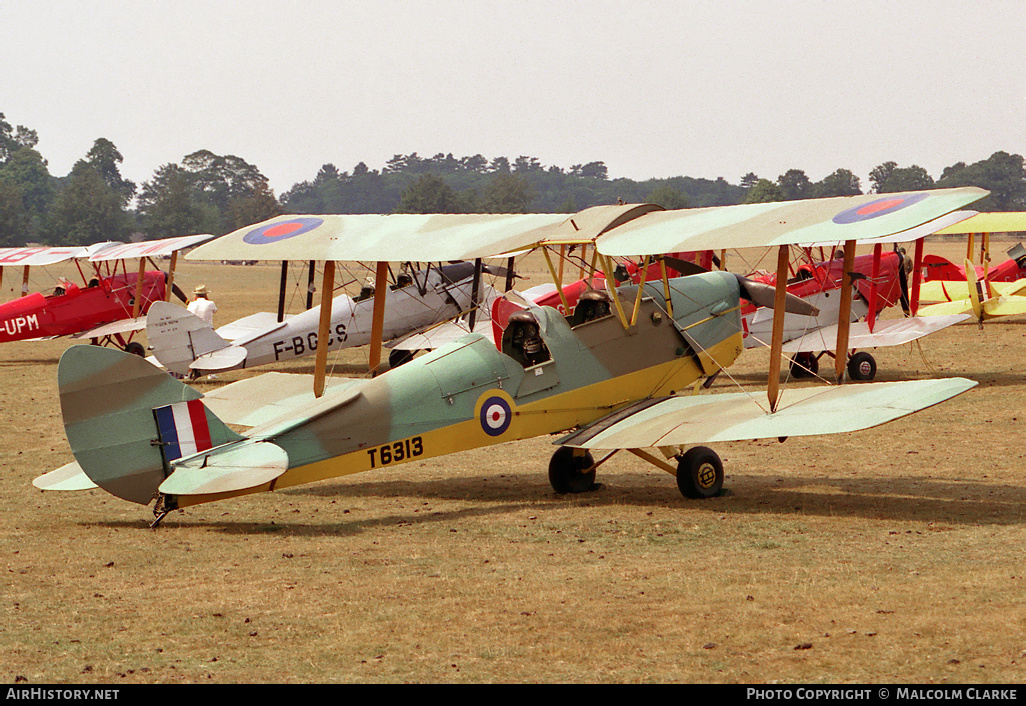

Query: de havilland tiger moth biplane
(35, 187), (988, 526)
(0, 234), (212, 353)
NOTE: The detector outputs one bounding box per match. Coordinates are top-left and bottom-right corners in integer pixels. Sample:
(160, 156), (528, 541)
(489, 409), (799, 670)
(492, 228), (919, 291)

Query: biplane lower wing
(779, 314), (970, 354)
(200, 371), (365, 428)
(919, 278), (1026, 304)
(70, 316), (147, 340)
(558, 377), (977, 450)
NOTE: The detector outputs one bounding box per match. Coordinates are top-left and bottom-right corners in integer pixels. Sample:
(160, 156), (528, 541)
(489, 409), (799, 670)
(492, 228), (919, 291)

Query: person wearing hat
(187, 284), (217, 325)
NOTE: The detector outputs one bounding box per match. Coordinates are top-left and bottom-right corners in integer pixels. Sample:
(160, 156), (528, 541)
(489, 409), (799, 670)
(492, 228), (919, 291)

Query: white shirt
(188, 297), (217, 325)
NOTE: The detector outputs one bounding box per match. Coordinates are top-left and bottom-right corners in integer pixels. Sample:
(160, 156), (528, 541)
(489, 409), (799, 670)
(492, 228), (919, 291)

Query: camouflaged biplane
(35, 187), (987, 526)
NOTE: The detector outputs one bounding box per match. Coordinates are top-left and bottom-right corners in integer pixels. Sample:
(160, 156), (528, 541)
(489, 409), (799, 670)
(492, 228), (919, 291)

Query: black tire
(548, 447), (597, 494)
(388, 348), (417, 368)
(676, 446), (724, 499)
(789, 352), (818, 378)
(847, 351), (876, 381)
(124, 341), (146, 357)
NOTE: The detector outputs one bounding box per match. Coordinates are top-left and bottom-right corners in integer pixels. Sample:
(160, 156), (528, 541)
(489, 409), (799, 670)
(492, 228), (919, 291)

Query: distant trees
(744, 179), (785, 203)
(4, 110), (1026, 247)
(812, 169), (862, 198)
(869, 161), (935, 193)
(937, 151), (1026, 211)
(136, 150), (283, 237)
(739, 168), (863, 204)
(777, 169), (813, 201)
(647, 184), (689, 210)
(42, 159), (133, 245)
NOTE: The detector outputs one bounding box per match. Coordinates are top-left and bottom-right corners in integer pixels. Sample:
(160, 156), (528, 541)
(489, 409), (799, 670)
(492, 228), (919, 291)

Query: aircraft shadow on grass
(87, 470), (1026, 536)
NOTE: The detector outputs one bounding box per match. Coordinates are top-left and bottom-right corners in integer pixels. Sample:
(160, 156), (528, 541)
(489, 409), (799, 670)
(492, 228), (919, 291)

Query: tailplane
(56, 345), (244, 505)
(146, 301), (233, 375)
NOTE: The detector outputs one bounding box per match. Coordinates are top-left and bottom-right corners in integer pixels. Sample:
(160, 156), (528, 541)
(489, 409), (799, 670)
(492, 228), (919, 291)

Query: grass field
(2, 241), (1025, 683)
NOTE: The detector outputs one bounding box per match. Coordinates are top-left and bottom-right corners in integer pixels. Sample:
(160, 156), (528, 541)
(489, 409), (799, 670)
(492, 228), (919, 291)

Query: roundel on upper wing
(479, 395), (513, 437)
(242, 217), (325, 245)
(832, 193), (928, 225)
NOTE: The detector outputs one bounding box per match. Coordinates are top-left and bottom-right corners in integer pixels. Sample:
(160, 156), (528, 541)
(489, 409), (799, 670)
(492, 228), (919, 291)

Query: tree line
(2, 110), (1024, 248)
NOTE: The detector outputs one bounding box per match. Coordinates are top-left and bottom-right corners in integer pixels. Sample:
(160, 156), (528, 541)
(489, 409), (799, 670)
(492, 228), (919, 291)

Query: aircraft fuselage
(0, 271), (166, 343)
(174, 271), (746, 507)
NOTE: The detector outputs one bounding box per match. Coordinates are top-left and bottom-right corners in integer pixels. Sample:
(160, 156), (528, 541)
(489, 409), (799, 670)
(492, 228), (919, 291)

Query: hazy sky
(3, 0), (1023, 198)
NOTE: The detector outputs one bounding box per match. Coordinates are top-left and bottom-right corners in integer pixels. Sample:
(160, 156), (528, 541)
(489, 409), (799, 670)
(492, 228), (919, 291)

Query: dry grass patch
(3, 244), (1026, 683)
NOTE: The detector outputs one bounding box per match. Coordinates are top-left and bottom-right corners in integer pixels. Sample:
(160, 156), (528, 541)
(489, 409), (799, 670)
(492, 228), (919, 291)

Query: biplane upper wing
(592, 189), (987, 256)
(87, 233), (215, 261)
(185, 214), (570, 262)
(558, 377), (977, 450)
(0, 246), (91, 266)
(183, 189), (986, 265)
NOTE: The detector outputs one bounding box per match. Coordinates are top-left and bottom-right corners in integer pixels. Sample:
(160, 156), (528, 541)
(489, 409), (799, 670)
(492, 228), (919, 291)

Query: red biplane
(0, 234), (212, 353)
(725, 210), (979, 380)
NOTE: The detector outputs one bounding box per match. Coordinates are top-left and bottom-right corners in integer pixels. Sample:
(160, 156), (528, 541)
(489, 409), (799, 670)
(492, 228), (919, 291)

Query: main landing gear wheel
(124, 341), (145, 357)
(847, 351), (877, 381)
(789, 352), (819, 378)
(676, 446), (724, 499)
(548, 447), (598, 494)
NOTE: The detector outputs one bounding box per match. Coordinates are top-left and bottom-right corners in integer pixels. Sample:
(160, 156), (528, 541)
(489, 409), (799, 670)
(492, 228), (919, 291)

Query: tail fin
(146, 301), (232, 375)
(58, 345), (244, 505)
(921, 254), (964, 282)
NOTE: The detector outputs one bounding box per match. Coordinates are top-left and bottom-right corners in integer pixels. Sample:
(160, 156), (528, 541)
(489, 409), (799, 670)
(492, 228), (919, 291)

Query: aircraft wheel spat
(478, 394), (513, 437)
(242, 217), (325, 245)
(832, 193), (928, 225)
(676, 446), (724, 499)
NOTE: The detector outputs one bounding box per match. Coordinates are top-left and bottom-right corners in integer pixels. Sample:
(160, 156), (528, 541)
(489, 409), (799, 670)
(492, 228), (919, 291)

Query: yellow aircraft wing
(981, 295), (1026, 319)
(931, 212), (1026, 235)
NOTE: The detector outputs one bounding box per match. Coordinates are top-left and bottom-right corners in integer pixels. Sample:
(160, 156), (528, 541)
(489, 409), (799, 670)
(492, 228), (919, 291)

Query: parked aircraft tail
(146, 301), (239, 375)
(921, 254), (965, 282)
(55, 345), (245, 505)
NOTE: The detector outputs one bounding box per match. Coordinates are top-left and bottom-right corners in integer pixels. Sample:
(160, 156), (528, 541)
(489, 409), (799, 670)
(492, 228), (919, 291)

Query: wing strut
(165, 251), (179, 303)
(313, 260), (336, 398)
(132, 257), (146, 318)
(468, 258), (483, 330)
(833, 240), (857, 382)
(368, 260), (389, 374)
(866, 243), (882, 332)
(767, 245), (789, 412)
(910, 237), (924, 315)
(541, 247), (570, 313)
(277, 261), (288, 322)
